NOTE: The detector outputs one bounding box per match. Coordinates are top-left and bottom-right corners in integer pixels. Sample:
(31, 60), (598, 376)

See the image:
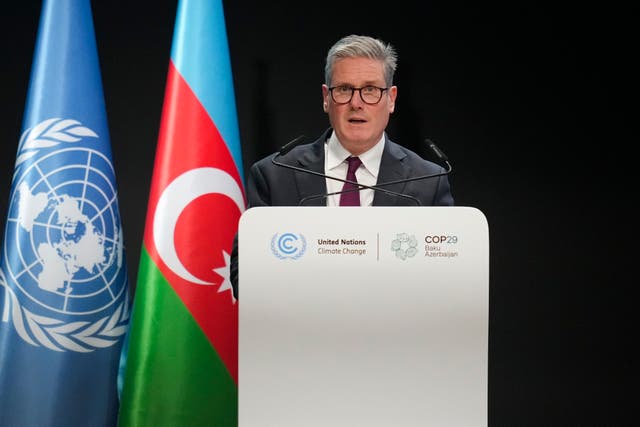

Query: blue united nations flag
(0, 1), (130, 426)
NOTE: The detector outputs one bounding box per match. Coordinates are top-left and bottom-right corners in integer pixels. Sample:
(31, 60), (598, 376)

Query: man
(246, 34), (453, 207)
(231, 34), (453, 294)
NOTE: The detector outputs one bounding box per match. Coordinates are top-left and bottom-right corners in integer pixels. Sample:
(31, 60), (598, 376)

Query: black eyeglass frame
(328, 85), (389, 105)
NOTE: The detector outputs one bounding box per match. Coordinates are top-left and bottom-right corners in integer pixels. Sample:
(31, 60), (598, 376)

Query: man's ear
(388, 86), (398, 113)
(322, 84), (329, 112)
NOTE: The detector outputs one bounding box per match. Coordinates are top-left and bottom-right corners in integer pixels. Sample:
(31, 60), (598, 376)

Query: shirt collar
(325, 132), (386, 176)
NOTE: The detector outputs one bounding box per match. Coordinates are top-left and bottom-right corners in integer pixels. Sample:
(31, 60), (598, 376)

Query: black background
(1, 1), (632, 424)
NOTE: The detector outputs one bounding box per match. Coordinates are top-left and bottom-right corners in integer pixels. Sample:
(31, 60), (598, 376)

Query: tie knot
(346, 156), (362, 173)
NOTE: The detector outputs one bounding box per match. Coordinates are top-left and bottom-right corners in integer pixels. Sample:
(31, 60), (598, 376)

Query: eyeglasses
(328, 85), (388, 105)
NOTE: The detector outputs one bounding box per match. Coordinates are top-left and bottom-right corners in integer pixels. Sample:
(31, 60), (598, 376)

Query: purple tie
(339, 156), (362, 206)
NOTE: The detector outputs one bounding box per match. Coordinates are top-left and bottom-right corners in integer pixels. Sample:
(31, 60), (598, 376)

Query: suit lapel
(373, 138), (412, 206)
(295, 135), (328, 206)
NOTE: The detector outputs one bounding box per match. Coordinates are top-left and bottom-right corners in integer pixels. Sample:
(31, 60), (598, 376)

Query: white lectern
(239, 206), (489, 427)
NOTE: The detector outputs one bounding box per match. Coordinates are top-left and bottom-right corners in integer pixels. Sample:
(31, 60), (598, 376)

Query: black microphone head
(279, 135), (307, 156)
(425, 138), (449, 162)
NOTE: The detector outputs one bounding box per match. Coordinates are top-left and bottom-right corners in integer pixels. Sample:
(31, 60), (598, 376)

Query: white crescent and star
(152, 167), (244, 289)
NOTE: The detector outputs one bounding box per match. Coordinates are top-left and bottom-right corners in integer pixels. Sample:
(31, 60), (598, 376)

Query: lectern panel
(239, 206), (488, 427)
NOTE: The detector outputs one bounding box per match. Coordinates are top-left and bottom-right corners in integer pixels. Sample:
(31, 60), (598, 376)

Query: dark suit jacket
(247, 128), (454, 207)
(231, 129), (453, 297)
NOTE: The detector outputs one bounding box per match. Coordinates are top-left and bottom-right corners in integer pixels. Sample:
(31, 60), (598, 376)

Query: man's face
(322, 57), (397, 154)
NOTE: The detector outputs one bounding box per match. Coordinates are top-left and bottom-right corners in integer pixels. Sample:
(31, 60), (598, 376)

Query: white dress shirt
(324, 133), (385, 207)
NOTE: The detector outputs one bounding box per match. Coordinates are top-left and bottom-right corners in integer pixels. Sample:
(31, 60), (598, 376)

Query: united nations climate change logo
(0, 118), (128, 352)
(271, 232), (307, 260)
(391, 233), (418, 260)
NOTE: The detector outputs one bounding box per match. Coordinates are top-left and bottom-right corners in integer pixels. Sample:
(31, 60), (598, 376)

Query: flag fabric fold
(118, 0), (244, 425)
(0, 1), (130, 426)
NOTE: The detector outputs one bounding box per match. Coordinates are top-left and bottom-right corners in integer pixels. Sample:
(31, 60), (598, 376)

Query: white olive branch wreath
(1, 268), (129, 352)
(16, 118), (98, 166)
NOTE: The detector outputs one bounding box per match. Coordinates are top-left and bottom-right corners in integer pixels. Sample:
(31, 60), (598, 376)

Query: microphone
(297, 139), (453, 206)
(278, 134), (308, 156)
(427, 139), (449, 162)
(271, 136), (421, 206)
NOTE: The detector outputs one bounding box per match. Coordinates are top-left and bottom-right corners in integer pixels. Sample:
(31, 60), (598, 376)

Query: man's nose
(349, 88), (365, 107)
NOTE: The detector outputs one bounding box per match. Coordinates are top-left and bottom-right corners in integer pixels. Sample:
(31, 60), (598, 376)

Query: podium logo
(391, 233), (418, 260)
(271, 232), (307, 260)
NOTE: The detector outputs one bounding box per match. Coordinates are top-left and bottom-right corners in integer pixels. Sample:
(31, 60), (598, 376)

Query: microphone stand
(271, 136), (421, 206)
(294, 138), (453, 206)
(298, 161), (451, 206)
(271, 136), (453, 206)
(271, 157), (421, 206)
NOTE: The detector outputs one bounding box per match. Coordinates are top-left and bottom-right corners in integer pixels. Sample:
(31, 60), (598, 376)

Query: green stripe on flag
(118, 247), (237, 426)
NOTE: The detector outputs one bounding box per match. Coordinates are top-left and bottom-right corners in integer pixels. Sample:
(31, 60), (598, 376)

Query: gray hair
(324, 34), (397, 87)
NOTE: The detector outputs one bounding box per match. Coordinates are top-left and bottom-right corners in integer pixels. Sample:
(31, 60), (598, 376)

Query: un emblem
(271, 232), (307, 260)
(0, 118), (128, 352)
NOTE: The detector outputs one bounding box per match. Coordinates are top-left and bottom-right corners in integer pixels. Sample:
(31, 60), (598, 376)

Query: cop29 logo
(271, 232), (307, 260)
(391, 233), (418, 260)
